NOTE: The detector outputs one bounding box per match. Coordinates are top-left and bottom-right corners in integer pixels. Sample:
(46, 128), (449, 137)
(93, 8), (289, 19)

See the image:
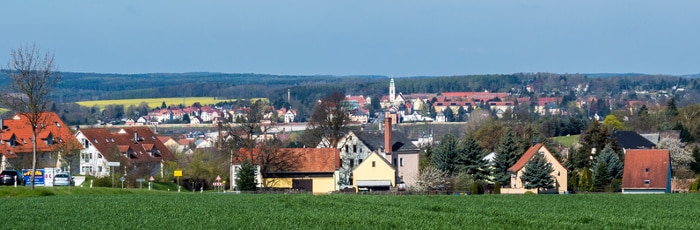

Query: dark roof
(614, 130), (656, 149)
(622, 149), (670, 190)
(79, 127), (176, 163)
(353, 130), (419, 153)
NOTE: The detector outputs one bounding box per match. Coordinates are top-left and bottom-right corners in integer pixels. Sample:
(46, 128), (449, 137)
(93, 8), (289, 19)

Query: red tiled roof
(78, 127), (176, 163)
(507, 143), (565, 173)
(233, 148), (339, 173)
(157, 136), (172, 143)
(622, 149), (670, 190)
(0, 112), (81, 159)
(509, 143), (544, 172)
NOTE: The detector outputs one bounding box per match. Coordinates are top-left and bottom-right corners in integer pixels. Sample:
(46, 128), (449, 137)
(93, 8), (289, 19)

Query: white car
(53, 173), (72, 186)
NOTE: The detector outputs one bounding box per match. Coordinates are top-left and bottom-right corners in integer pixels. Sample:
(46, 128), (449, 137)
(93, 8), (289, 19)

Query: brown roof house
(0, 112), (82, 173)
(622, 149), (671, 194)
(503, 143), (568, 194)
(231, 147), (340, 194)
(75, 127), (175, 178)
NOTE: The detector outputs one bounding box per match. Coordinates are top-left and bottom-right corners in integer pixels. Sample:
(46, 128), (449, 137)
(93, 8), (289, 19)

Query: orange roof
(233, 148), (340, 173)
(0, 112), (81, 159)
(622, 149), (671, 190)
(507, 143), (565, 173)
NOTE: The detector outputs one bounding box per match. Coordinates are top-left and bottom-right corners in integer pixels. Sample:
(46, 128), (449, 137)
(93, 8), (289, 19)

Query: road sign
(107, 162), (121, 167)
(149, 176), (155, 182)
(120, 176), (126, 182)
(136, 178), (145, 183)
(216, 175), (221, 181)
(174, 170), (182, 177)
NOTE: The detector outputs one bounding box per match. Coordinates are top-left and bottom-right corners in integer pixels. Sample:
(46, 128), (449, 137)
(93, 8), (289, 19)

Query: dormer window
(644, 180), (650, 185)
(55, 122), (61, 128)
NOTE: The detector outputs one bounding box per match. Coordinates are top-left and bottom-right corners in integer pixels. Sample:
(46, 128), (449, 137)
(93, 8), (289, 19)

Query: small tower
(389, 78), (396, 103)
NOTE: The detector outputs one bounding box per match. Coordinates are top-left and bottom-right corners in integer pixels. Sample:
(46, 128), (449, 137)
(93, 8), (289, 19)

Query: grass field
(2, 187), (699, 229)
(553, 134), (580, 147)
(76, 97), (267, 110)
(0, 108), (8, 113)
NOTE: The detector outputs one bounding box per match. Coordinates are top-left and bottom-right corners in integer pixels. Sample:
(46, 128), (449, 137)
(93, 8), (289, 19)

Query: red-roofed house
(503, 143), (568, 194)
(0, 112), (82, 173)
(622, 149), (671, 194)
(75, 127), (176, 178)
(231, 147), (340, 194)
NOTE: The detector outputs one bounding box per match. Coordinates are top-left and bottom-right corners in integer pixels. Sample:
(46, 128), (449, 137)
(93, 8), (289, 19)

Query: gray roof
(353, 130), (420, 153)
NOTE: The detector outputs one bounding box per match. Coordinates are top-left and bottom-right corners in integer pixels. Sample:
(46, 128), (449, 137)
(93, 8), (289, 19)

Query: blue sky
(1, 1), (699, 76)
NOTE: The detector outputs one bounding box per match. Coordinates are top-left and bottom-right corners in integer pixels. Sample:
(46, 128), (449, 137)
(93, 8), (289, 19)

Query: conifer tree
(593, 144), (624, 180)
(235, 159), (257, 191)
(578, 167), (593, 192)
(592, 159), (610, 192)
(494, 128), (519, 186)
(431, 134), (460, 175)
(520, 153), (554, 193)
(457, 135), (488, 181)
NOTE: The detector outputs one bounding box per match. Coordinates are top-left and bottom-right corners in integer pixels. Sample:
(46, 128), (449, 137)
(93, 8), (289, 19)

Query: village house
(0, 112), (82, 173)
(504, 143), (568, 194)
(622, 149), (671, 194)
(230, 147), (340, 194)
(318, 118), (420, 189)
(75, 127), (175, 178)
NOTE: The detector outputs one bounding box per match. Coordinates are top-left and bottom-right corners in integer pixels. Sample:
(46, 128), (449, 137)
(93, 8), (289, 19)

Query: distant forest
(2, 71), (700, 113)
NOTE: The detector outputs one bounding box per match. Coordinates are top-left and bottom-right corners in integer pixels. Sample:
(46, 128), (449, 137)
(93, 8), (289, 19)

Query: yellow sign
(174, 170), (182, 177)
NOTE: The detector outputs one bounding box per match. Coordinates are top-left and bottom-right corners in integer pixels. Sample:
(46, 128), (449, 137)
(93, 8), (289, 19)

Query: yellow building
(503, 143), (568, 194)
(352, 152), (396, 192)
(231, 148), (340, 194)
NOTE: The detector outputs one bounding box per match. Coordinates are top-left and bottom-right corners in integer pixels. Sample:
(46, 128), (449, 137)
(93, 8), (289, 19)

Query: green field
(553, 134), (580, 147)
(76, 97), (267, 110)
(0, 108), (8, 113)
(2, 187), (699, 229)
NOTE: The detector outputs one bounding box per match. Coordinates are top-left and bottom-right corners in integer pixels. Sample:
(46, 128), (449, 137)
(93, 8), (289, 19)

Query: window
(350, 159), (355, 168)
(372, 161), (376, 167)
(645, 168), (649, 172)
(644, 180), (650, 185)
(353, 145), (357, 153)
(358, 159), (363, 165)
(98, 154), (102, 158)
(98, 166), (103, 172)
(400, 158), (404, 167)
(344, 145), (349, 153)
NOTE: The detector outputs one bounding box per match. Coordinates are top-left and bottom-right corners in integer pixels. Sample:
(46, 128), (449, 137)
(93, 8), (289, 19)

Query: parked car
(0, 170), (24, 186)
(53, 173), (72, 186)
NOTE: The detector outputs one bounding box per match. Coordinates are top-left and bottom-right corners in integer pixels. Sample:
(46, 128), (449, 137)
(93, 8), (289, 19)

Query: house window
(353, 145), (357, 153)
(372, 161), (376, 167)
(98, 166), (103, 172)
(400, 158), (404, 167)
(345, 145), (349, 153)
(98, 154), (102, 158)
(645, 168), (649, 172)
(358, 159), (363, 165)
(350, 159), (355, 168)
(644, 180), (650, 184)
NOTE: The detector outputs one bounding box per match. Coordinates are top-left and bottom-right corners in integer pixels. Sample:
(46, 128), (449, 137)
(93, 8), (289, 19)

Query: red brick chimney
(384, 117), (392, 155)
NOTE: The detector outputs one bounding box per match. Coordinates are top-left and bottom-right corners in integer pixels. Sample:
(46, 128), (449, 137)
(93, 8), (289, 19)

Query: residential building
(352, 152), (395, 192)
(230, 148), (340, 194)
(622, 149), (671, 194)
(504, 143), (568, 194)
(0, 112), (81, 173)
(75, 127), (176, 178)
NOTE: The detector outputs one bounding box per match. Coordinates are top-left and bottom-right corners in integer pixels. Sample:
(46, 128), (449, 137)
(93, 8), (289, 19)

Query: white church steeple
(389, 78), (396, 103)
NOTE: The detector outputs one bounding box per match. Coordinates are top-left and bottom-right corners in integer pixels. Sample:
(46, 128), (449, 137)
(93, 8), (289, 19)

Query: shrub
(524, 191), (536, 195)
(494, 181), (501, 194)
(690, 182), (699, 193)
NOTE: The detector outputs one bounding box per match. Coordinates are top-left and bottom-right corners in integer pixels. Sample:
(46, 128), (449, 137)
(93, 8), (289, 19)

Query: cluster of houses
(0, 79), (683, 194)
(0, 110), (680, 194)
(123, 104), (297, 126)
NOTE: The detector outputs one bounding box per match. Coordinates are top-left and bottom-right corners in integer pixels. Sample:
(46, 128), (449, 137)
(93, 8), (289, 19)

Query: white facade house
(75, 130), (112, 177)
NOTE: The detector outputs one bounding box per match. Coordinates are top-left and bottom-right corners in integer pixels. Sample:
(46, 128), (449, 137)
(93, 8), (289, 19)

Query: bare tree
(1, 44), (60, 189)
(303, 91), (351, 148)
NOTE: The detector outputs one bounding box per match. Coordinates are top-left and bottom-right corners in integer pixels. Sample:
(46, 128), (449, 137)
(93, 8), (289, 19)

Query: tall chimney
(384, 117), (392, 155)
(134, 131), (139, 144)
